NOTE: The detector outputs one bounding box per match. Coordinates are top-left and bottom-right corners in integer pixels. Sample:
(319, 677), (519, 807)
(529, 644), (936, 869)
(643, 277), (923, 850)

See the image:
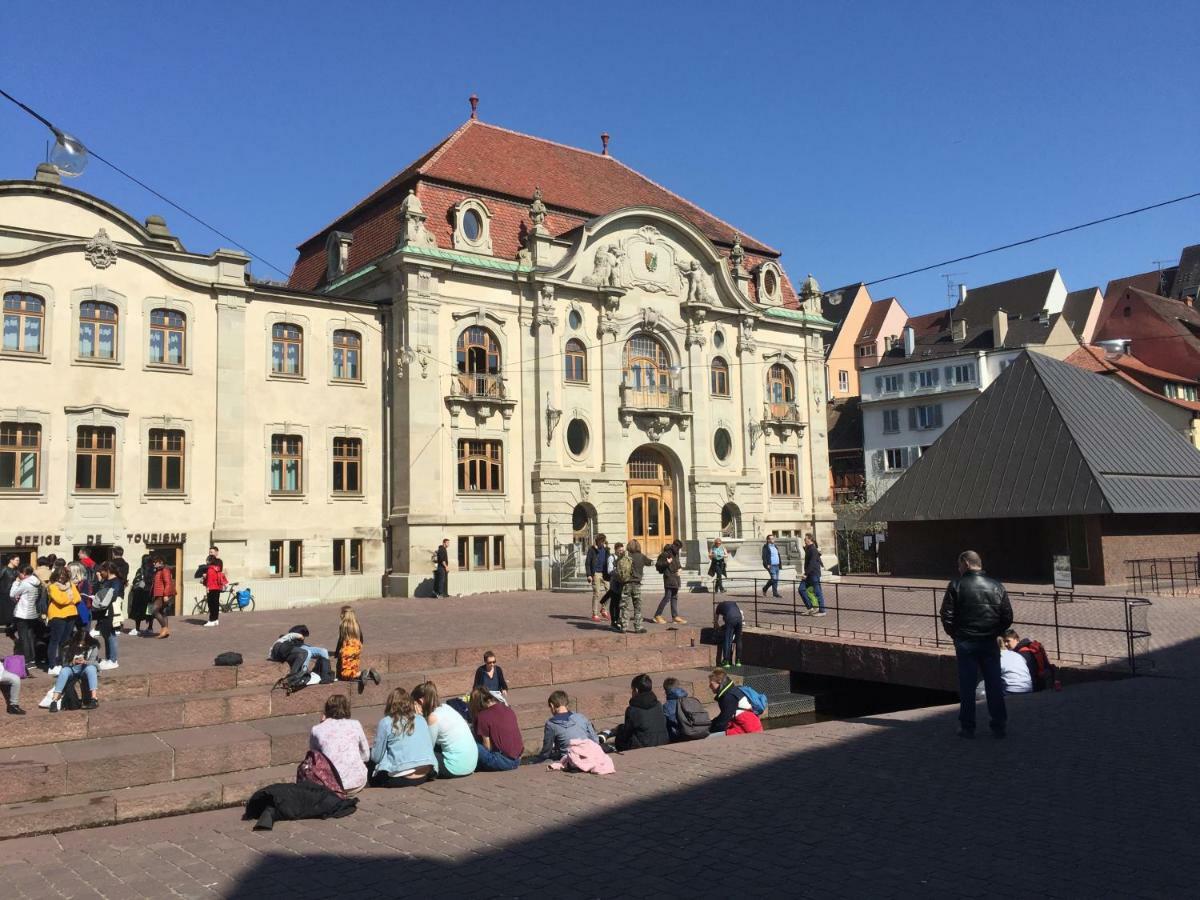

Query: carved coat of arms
(644, 250), (658, 272)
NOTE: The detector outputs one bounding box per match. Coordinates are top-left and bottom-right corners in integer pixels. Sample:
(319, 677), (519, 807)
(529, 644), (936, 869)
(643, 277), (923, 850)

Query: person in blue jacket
(761, 535), (782, 599)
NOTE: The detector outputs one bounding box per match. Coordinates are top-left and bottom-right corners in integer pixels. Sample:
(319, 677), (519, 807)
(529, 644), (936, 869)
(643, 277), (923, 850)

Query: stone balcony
(618, 383), (692, 441)
(446, 371), (516, 425)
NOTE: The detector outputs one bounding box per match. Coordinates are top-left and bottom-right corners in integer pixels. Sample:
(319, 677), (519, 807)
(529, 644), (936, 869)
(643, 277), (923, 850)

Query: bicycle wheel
(191, 596), (207, 616)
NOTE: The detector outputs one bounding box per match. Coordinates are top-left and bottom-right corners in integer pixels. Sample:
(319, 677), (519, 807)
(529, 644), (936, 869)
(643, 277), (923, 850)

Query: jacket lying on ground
(616, 690), (669, 751)
(548, 738), (615, 774)
(243, 781), (358, 830)
(939, 571), (1013, 641)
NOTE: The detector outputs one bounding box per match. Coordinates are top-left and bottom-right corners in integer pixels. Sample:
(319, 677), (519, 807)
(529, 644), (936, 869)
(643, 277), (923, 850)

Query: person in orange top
(46, 567), (81, 674)
(335, 606), (379, 691)
(149, 556), (175, 639)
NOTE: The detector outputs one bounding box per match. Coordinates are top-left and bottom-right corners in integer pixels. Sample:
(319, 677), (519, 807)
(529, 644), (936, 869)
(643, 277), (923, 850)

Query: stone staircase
(0, 628), (715, 838)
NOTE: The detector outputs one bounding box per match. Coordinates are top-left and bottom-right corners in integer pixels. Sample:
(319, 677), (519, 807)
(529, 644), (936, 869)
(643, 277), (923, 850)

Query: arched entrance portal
(571, 503), (596, 558)
(626, 446), (676, 556)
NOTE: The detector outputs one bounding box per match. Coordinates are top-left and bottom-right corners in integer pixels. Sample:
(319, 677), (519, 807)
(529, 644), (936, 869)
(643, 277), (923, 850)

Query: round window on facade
(568, 309), (583, 330)
(462, 208), (483, 242)
(566, 419), (589, 457)
(713, 329), (724, 349)
(713, 427), (733, 462)
(764, 269), (779, 298)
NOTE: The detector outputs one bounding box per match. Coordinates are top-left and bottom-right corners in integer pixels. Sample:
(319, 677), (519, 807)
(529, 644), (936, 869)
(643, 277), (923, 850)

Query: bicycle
(192, 582), (255, 615)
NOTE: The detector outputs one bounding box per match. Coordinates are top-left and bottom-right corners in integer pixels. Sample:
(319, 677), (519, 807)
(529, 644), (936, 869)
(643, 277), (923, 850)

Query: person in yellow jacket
(46, 567), (80, 675)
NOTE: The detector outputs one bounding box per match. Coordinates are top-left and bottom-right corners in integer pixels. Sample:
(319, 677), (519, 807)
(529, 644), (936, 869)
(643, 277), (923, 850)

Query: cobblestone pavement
(3, 584), (1196, 898)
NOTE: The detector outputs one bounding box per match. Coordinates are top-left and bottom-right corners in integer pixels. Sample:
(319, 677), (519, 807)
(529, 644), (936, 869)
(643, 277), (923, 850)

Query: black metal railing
(1126, 555), (1200, 596)
(452, 372), (508, 400)
(713, 578), (1152, 673)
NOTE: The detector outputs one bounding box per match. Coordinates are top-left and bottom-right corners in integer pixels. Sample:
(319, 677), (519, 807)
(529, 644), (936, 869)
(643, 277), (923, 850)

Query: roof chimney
(600, 132), (610, 155)
(958, 283), (968, 304)
(34, 162), (61, 185)
(902, 325), (915, 358)
(468, 94), (479, 119)
(951, 317), (967, 342)
(992, 308), (1008, 348)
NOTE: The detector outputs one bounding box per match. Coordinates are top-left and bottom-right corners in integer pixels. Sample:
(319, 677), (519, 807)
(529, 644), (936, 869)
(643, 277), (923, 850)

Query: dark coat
(803, 543), (822, 579)
(585, 545), (609, 578)
(0, 565), (18, 625)
(615, 691), (670, 751)
(710, 677), (747, 733)
(761, 542), (781, 569)
(435, 545), (449, 569)
(243, 781), (358, 830)
(659, 550), (681, 590)
(939, 571), (1013, 641)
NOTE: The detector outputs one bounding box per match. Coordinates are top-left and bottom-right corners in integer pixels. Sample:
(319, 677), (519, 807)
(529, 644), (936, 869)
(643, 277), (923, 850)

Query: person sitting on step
(472, 650), (509, 704)
(46, 626), (101, 713)
(310, 694), (370, 795)
(534, 690), (600, 762)
(335, 606), (380, 692)
(412, 681), (478, 778)
(370, 687), (437, 788)
(613, 673), (670, 751)
(469, 686), (524, 771)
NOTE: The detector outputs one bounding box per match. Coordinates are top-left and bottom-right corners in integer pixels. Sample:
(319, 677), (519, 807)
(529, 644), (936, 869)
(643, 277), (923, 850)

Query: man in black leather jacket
(939, 550), (1013, 738)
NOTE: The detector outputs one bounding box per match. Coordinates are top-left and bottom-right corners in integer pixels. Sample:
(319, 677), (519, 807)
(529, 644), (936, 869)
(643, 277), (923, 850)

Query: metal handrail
(1125, 554), (1200, 596)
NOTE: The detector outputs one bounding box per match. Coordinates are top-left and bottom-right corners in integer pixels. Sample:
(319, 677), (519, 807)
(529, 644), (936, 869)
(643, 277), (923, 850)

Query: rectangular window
(333, 538), (364, 575)
(917, 368), (939, 388)
(288, 540), (303, 576)
(472, 536), (488, 569)
(269, 540), (303, 576)
(457, 440), (503, 492)
(885, 448), (909, 471)
(0, 422), (40, 490)
(148, 309), (186, 366)
(332, 330), (361, 382)
(457, 536), (469, 569)
(269, 540), (283, 576)
(915, 404), (944, 430)
(147, 428), (185, 493)
(270, 434), (303, 494)
(3, 293), (44, 354)
(75, 426), (116, 492)
(332, 437), (362, 494)
(883, 374), (901, 393)
(769, 454), (799, 496)
(456, 535), (505, 570)
(857, 344), (872, 357)
(492, 536), (504, 570)
(882, 409), (900, 434)
(952, 363), (976, 384)
(837, 370), (849, 391)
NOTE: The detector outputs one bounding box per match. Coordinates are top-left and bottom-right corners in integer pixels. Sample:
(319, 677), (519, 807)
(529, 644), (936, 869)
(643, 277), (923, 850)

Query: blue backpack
(740, 685), (768, 716)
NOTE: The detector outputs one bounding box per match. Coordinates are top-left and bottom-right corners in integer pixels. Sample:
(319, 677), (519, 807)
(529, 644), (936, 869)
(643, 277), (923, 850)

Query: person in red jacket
(201, 554), (228, 628)
(150, 556), (175, 640)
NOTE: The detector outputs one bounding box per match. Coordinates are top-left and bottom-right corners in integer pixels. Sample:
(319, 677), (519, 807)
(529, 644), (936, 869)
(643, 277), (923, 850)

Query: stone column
(212, 291), (248, 574)
(683, 308), (708, 563)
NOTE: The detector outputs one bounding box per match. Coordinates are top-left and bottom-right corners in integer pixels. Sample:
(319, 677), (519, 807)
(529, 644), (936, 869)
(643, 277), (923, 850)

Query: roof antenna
(600, 132), (610, 156)
(468, 94), (479, 120)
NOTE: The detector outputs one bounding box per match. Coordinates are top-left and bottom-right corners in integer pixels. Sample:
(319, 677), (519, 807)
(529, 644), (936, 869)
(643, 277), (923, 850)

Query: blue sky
(2, 0), (1196, 314)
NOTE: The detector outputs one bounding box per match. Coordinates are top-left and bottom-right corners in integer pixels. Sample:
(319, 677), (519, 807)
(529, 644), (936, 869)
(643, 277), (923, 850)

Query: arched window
(2, 292), (44, 354)
(710, 357), (730, 396)
(721, 503), (742, 539)
(332, 329), (362, 381)
(455, 326), (501, 396)
(767, 364), (795, 413)
(79, 301), (118, 360)
(272, 323), (303, 376)
(149, 308), (186, 366)
(623, 334), (676, 408)
(564, 338), (587, 382)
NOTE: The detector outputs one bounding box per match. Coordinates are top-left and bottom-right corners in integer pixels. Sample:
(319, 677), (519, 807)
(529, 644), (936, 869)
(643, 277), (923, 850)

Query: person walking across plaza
(149, 556), (175, 640)
(606, 542), (625, 628)
(761, 534), (782, 599)
(800, 533), (827, 616)
(433, 538), (450, 598)
(585, 533), (611, 623)
(620, 540), (654, 634)
(939, 550), (1013, 738)
(653, 541), (686, 624)
(708, 538), (728, 593)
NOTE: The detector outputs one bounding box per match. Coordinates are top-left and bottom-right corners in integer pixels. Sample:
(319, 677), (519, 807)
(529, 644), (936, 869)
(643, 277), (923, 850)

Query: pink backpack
(549, 739), (615, 775)
(296, 750), (345, 797)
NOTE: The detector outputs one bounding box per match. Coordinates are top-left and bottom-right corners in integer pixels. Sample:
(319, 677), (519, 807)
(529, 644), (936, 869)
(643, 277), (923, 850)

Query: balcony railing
(453, 372), (508, 400)
(764, 401), (803, 423)
(620, 383), (685, 411)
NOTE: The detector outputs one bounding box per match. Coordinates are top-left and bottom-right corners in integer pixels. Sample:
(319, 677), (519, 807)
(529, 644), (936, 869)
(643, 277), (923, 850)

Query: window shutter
(872, 450), (884, 473)
(908, 371), (917, 388)
(931, 368), (939, 385)
(875, 375), (882, 394)
(944, 365), (953, 383)
(907, 407), (917, 430)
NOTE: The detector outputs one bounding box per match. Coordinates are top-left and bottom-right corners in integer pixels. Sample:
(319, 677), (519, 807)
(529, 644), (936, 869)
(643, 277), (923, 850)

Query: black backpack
(655, 552), (670, 574)
(35, 581), (49, 617)
(676, 696), (712, 740)
(214, 651), (244, 667)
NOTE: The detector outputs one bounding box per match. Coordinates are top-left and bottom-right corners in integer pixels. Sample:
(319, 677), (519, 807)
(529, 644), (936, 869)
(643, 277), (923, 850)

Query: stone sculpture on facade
(737, 317), (757, 355)
(545, 392), (562, 446)
(583, 243), (624, 287)
(535, 284), (556, 330)
(399, 190), (437, 248)
(676, 259), (716, 305)
(84, 228), (118, 269)
(529, 186), (548, 233)
(729, 233), (745, 272)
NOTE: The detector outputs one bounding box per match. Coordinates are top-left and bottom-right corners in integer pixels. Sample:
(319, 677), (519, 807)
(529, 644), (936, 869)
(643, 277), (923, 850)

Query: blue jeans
(801, 574), (826, 612)
(475, 743), (520, 772)
(54, 663), (97, 695)
(719, 619), (743, 666)
(763, 566), (781, 597)
(47, 617), (76, 669)
(954, 638), (1006, 732)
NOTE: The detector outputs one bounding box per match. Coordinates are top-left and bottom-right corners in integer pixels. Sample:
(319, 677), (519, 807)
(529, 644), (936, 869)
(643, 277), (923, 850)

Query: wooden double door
(626, 449), (675, 556)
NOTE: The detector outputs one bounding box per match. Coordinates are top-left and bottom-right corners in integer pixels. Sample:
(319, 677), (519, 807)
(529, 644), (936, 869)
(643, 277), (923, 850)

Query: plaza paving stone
(1, 580), (1195, 898)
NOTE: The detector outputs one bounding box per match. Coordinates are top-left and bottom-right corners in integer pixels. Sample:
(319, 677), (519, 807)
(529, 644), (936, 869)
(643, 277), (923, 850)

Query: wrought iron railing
(713, 578), (1153, 673)
(764, 401), (803, 423)
(453, 372), (507, 399)
(620, 383), (685, 411)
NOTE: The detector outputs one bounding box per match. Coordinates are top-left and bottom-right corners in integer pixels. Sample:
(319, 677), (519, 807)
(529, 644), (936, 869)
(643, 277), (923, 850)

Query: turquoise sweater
(371, 714), (438, 776)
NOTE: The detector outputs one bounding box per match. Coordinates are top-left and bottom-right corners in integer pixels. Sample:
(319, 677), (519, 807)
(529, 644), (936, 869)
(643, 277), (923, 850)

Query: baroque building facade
(0, 112), (835, 602)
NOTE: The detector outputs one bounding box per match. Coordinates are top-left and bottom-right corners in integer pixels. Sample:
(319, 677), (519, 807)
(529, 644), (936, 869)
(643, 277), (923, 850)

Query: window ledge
(71, 491), (118, 498)
(329, 378), (367, 389)
(268, 493), (307, 501)
(145, 363), (192, 375)
(456, 491), (505, 497)
(330, 493), (367, 501)
(73, 357), (123, 370)
(143, 491), (189, 501)
(564, 379), (589, 386)
(0, 351), (49, 364)
(268, 372), (307, 383)
(0, 489), (43, 498)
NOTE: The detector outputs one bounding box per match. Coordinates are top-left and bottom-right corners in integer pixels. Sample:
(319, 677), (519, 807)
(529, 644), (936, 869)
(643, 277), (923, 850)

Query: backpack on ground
(296, 749), (345, 797)
(740, 685), (769, 716)
(675, 696), (712, 740)
(1017, 640), (1057, 692)
(214, 651), (244, 667)
(615, 554), (634, 583)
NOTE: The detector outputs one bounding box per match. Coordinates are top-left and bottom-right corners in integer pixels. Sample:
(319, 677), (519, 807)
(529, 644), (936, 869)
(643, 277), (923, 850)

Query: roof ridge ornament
(600, 132), (610, 156)
(469, 94), (479, 120)
(398, 190), (436, 249)
(529, 186), (548, 235)
(729, 233), (745, 272)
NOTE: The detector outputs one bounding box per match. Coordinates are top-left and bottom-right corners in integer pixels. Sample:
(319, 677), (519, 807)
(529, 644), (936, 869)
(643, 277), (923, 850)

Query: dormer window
(452, 198), (493, 255)
(757, 262), (783, 306)
(326, 231), (353, 281)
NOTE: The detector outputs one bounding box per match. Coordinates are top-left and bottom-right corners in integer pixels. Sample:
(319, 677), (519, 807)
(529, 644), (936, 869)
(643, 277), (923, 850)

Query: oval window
(713, 329), (724, 349)
(566, 419), (589, 456)
(713, 428), (732, 462)
(568, 309), (583, 330)
(463, 208), (483, 242)
(764, 270), (778, 297)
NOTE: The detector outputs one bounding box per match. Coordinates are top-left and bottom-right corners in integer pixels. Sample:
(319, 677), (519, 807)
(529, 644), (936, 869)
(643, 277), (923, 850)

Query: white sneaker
(48, 666), (61, 676)
(89, 629), (100, 638)
(98, 660), (115, 670)
(203, 620), (219, 627)
(127, 628), (138, 636)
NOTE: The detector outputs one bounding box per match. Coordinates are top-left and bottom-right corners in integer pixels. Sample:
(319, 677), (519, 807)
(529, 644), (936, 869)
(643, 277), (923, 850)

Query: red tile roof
(289, 118), (782, 292)
(1066, 345), (1200, 412)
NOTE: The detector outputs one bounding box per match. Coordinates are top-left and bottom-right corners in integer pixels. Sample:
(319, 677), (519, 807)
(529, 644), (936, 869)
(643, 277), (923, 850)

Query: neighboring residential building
(1060, 287), (1104, 343)
(869, 351), (1200, 586)
(860, 269), (1079, 496)
(851, 296), (909, 372)
(1066, 344), (1200, 448)
(820, 282), (873, 401)
(0, 165), (384, 609)
(827, 397), (864, 504)
(1093, 285), (1200, 379)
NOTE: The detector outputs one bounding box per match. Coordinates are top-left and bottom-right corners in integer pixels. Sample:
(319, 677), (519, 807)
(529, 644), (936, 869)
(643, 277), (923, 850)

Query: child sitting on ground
(335, 606), (380, 692)
(534, 690), (600, 762)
